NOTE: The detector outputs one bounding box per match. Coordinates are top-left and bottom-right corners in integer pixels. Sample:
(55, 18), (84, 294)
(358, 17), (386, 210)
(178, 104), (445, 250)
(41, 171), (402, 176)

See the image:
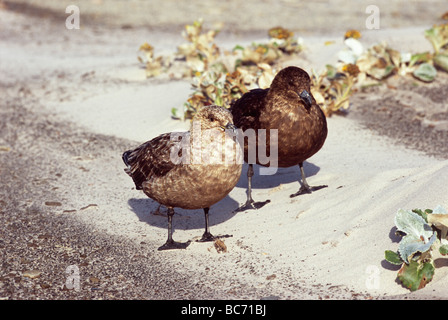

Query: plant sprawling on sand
(137, 20), (448, 119)
(385, 205), (448, 291)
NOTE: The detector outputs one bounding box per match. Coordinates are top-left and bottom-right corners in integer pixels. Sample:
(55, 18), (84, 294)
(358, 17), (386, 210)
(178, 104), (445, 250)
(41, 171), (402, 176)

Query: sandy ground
(1, 0), (448, 300)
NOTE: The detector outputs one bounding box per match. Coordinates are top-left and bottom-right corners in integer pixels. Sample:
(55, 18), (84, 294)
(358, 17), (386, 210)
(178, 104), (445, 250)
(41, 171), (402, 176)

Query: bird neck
(265, 88), (300, 113)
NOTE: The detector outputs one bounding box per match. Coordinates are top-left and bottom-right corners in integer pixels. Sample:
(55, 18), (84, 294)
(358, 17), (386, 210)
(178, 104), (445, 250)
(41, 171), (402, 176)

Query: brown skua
(230, 66), (328, 211)
(123, 105), (242, 250)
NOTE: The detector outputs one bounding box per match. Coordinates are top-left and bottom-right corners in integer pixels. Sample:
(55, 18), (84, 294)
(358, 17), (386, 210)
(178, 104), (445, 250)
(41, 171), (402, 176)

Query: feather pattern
(123, 105), (242, 209)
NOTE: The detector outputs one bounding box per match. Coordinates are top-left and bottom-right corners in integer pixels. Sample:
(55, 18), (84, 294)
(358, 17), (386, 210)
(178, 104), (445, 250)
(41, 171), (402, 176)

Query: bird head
(298, 89), (313, 108)
(271, 66), (314, 109)
(192, 105), (237, 133)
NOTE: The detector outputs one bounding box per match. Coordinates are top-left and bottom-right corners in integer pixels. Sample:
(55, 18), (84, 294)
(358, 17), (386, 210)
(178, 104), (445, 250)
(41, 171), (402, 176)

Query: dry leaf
(427, 214), (448, 239)
(214, 239), (227, 253)
(344, 29), (362, 39)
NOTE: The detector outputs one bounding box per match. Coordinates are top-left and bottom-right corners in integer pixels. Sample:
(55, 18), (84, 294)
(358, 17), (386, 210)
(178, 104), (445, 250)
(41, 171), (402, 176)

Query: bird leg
(198, 207), (215, 242)
(151, 204), (167, 216)
(158, 207), (191, 250)
(234, 164), (270, 212)
(197, 207), (233, 242)
(290, 162), (327, 198)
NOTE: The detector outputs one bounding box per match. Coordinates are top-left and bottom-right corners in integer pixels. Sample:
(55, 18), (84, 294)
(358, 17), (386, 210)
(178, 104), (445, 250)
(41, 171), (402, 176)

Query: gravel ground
(348, 73), (448, 160)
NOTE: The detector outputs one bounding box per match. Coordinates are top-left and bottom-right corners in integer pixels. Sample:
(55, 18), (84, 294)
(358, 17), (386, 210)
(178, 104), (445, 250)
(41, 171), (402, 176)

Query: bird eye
(209, 115), (215, 122)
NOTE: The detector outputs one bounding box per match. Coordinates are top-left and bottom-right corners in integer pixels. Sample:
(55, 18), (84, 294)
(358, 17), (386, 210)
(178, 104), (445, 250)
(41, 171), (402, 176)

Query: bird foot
(197, 231), (215, 242)
(290, 184), (328, 198)
(196, 232), (233, 242)
(233, 199), (271, 213)
(157, 239), (191, 251)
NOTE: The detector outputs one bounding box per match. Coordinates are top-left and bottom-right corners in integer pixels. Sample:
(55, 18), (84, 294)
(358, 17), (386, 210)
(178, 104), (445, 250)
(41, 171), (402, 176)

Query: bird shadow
(127, 194), (239, 233)
(235, 161), (322, 190)
(127, 161), (321, 233)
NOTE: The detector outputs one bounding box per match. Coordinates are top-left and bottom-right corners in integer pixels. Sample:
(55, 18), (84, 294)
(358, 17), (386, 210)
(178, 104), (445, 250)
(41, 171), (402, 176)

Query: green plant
(424, 23), (448, 75)
(385, 205), (448, 291)
(176, 19), (223, 75)
(180, 65), (274, 120)
(138, 21), (448, 121)
(336, 24), (448, 84)
(171, 24), (301, 120)
(425, 23), (448, 55)
(235, 26), (303, 66)
(413, 63), (437, 82)
(310, 64), (357, 117)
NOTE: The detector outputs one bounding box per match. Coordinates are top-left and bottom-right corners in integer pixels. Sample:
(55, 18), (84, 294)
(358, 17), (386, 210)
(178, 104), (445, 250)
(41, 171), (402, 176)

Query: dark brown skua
(230, 66), (328, 211)
(123, 105), (242, 250)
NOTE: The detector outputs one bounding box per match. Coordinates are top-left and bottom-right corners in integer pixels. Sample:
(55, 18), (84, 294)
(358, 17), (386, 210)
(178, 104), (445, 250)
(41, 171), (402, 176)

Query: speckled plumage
(123, 105), (242, 250)
(230, 66), (328, 211)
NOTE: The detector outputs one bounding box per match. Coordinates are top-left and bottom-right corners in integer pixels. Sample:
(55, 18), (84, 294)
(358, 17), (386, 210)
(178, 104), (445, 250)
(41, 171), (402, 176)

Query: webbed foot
(290, 184), (327, 198)
(158, 239), (191, 251)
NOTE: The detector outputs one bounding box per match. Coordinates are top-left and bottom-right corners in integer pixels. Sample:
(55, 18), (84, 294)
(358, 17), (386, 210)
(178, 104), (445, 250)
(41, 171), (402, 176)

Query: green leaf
(424, 25), (448, 54)
(398, 233), (437, 264)
(409, 52), (432, 67)
(439, 244), (448, 255)
(434, 54), (448, 72)
(412, 208), (432, 222)
(385, 250), (403, 265)
(395, 209), (434, 239)
(413, 63), (437, 82)
(367, 65), (395, 80)
(171, 108), (180, 120)
(193, 19), (203, 28)
(215, 95), (223, 107)
(325, 64), (338, 79)
(394, 209), (436, 263)
(398, 260), (435, 291)
(384, 65), (396, 77)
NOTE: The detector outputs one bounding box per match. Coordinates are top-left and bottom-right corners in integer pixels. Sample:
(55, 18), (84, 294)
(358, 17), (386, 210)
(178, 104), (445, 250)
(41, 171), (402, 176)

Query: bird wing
(230, 88), (268, 131)
(123, 132), (185, 190)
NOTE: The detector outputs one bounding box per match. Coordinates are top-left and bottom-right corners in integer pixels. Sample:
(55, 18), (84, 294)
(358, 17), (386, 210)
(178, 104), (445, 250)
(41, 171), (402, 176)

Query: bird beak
(223, 122), (238, 134)
(299, 90), (313, 108)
